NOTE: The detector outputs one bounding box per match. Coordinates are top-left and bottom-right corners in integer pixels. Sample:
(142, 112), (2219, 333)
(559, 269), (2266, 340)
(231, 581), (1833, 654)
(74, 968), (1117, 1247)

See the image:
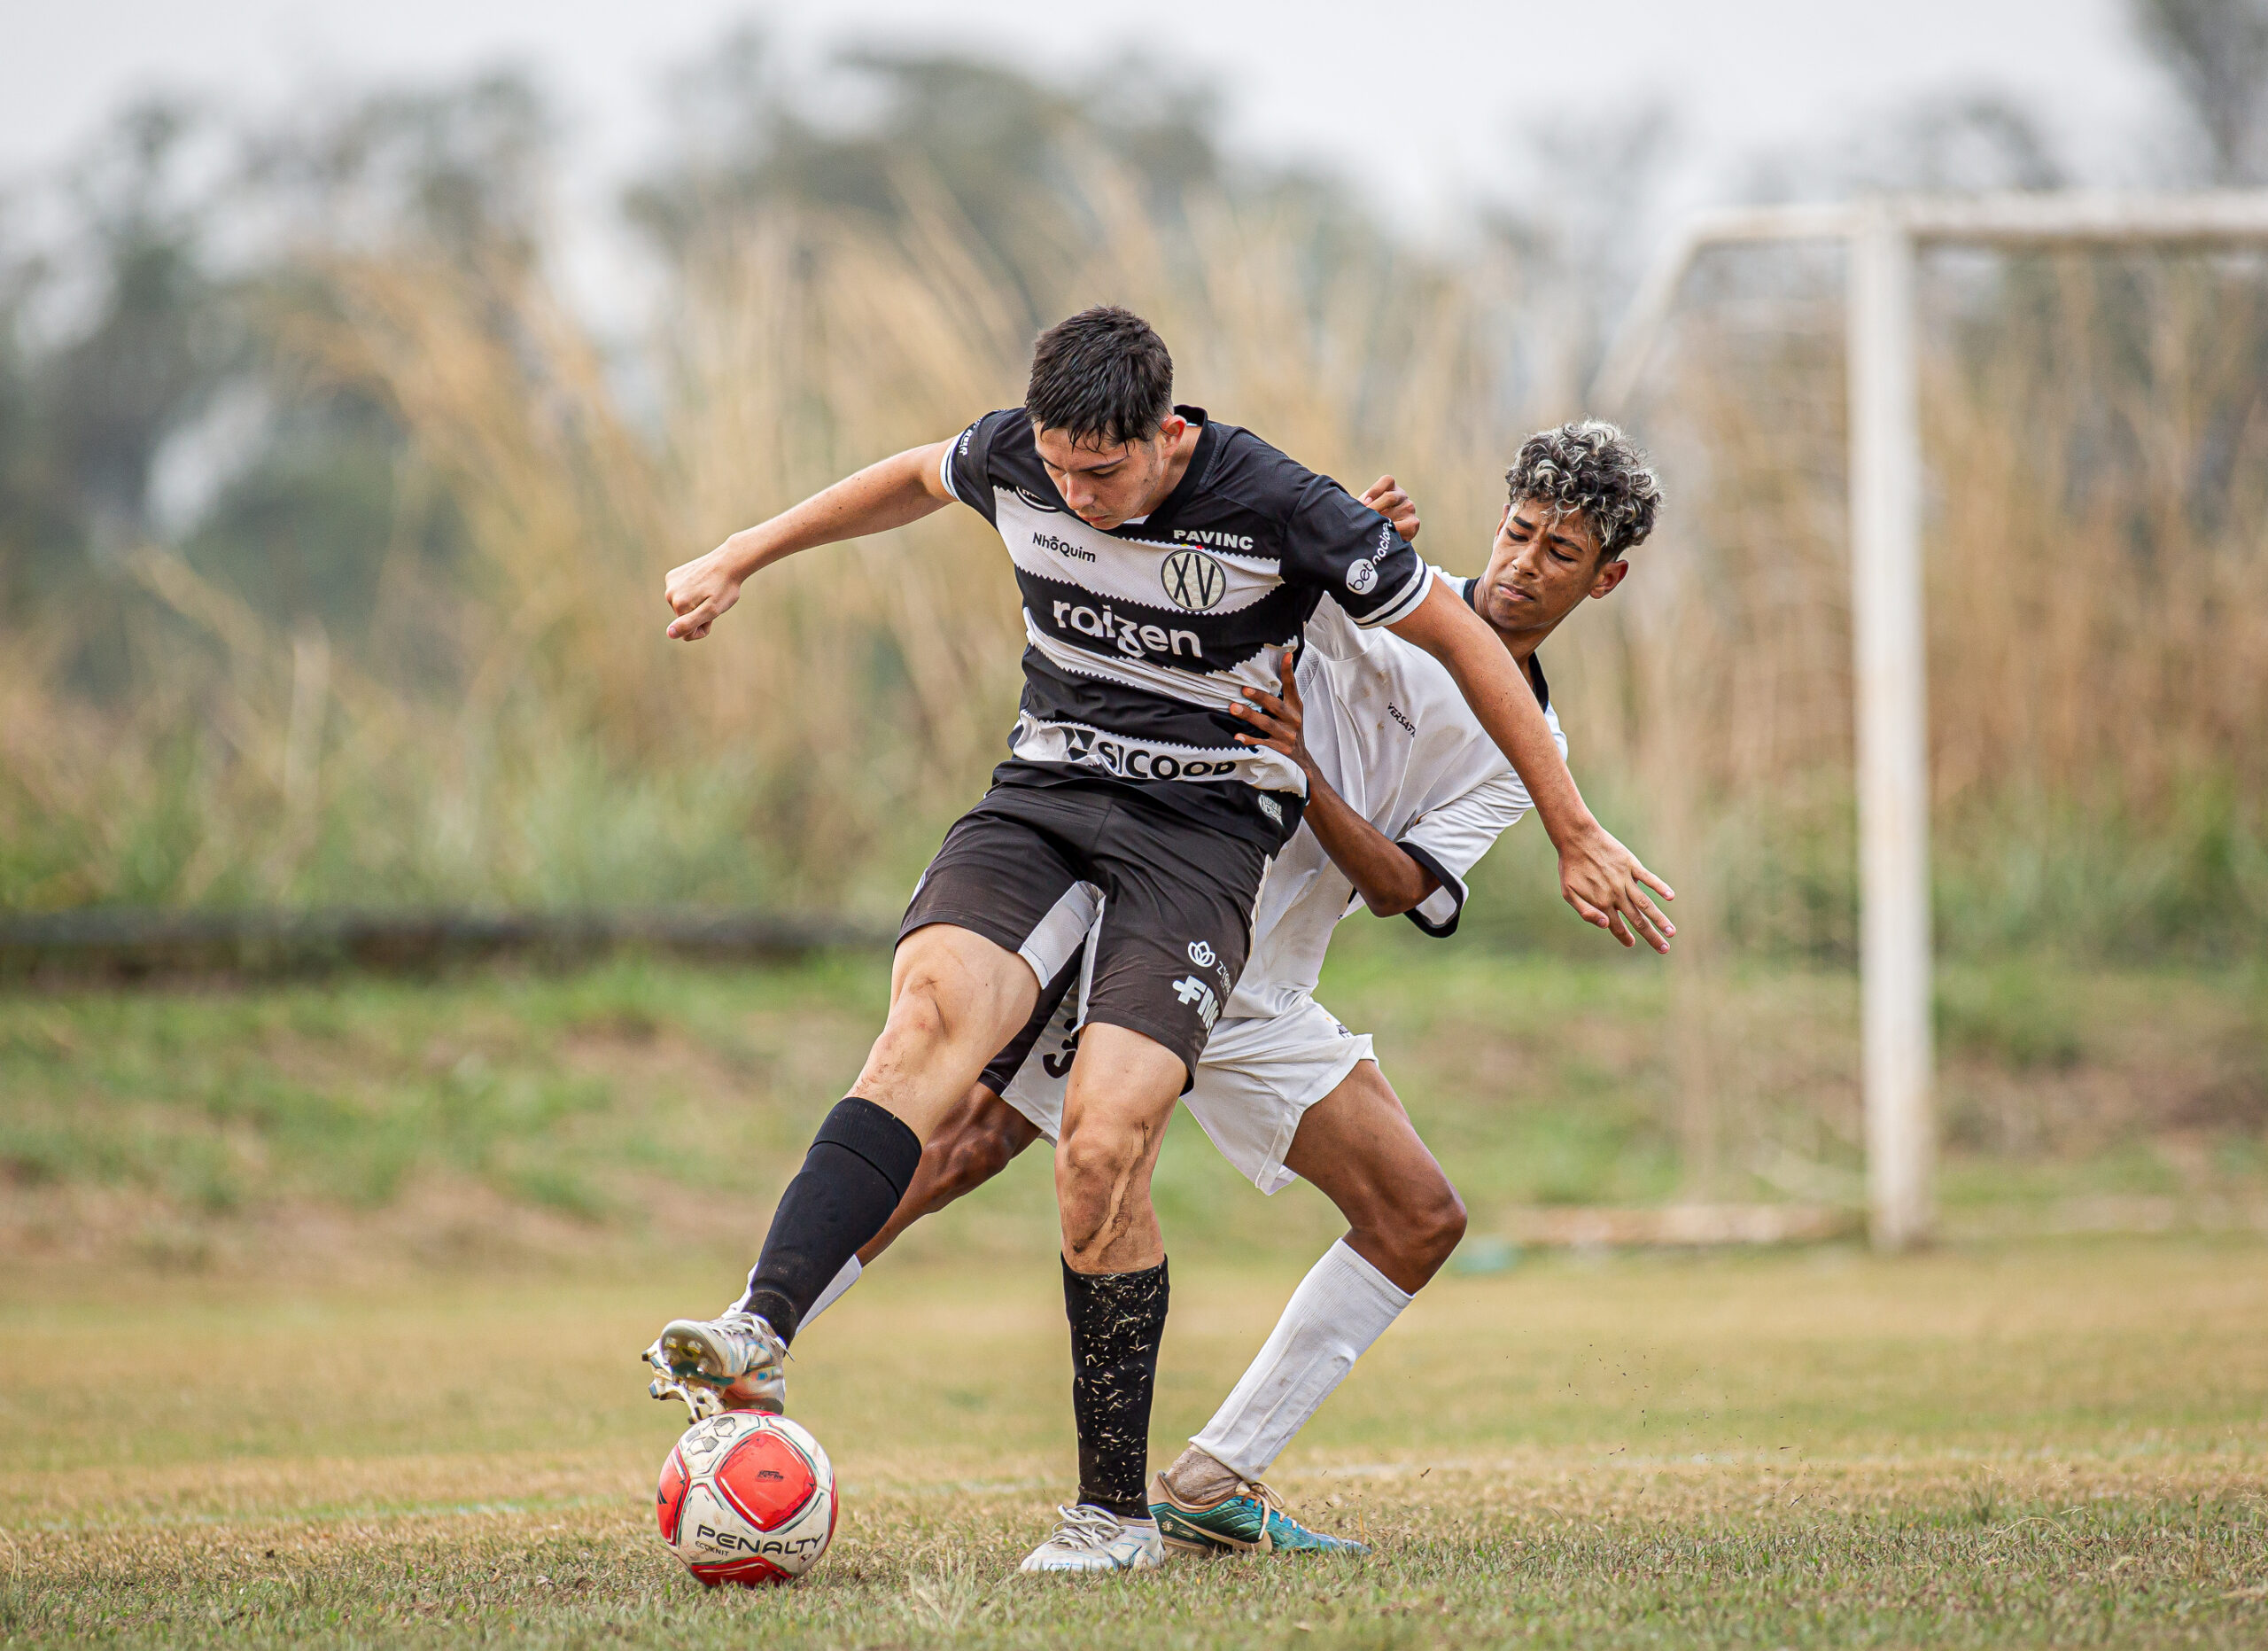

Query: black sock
(737, 1097), (921, 1344)
(1062, 1256), (1169, 1521)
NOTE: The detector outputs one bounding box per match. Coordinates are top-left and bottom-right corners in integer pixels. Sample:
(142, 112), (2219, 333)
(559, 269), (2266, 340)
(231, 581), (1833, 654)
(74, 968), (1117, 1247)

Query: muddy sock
(1160, 1445), (1244, 1507)
(737, 1099), (920, 1345)
(1062, 1256), (1169, 1521)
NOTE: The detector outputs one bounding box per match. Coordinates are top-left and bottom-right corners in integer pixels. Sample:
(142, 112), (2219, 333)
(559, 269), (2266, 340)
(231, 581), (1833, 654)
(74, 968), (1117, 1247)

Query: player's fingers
(1630, 887), (1675, 940)
(1229, 700), (1289, 736)
(1636, 864), (1676, 903)
(666, 597), (719, 639)
(1565, 890), (1612, 930)
(1608, 910), (1636, 948)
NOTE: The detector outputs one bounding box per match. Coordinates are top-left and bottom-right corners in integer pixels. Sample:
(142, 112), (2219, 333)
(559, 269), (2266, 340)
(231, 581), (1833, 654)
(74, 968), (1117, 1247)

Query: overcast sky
(4, 0), (2186, 226)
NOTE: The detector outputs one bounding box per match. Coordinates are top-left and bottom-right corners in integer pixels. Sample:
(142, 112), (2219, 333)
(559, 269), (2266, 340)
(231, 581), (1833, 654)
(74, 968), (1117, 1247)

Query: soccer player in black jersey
(645, 308), (1674, 1573)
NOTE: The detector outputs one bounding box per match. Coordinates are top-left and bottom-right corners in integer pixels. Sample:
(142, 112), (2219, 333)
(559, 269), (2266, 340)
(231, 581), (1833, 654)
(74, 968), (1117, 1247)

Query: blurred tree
(2133, 0), (2268, 183)
(624, 29), (1339, 329)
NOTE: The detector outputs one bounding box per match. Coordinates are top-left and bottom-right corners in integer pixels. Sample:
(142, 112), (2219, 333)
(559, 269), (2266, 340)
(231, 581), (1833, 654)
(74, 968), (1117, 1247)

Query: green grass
(2, 1240), (2265, 1647)
(3, 950), (2265, 1643)
(2, 945), (2264, 1279)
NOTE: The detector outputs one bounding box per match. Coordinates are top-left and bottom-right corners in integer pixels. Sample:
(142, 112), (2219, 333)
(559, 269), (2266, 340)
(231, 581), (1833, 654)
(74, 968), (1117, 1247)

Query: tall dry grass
(3, 179), (2264, 959)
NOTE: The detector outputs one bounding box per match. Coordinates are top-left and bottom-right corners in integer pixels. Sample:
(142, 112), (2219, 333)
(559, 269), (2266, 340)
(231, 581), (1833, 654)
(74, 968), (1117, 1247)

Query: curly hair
(1505, 420), (1663, 559)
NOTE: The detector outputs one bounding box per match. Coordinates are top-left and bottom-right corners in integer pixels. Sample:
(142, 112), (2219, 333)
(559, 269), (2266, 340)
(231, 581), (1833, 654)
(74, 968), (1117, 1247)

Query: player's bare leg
(1018, 1023), (1184, 1574)
(1154, 1059), (1459, 1555)
(859, 1088), (1040, 1264)
(644, 925), (1038, 1421)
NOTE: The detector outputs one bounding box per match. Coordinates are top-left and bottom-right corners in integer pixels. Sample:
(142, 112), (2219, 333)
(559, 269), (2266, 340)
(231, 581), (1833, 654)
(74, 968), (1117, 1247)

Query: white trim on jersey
(1351, 555), (1431, 630)
(998, 493), (1285, 616)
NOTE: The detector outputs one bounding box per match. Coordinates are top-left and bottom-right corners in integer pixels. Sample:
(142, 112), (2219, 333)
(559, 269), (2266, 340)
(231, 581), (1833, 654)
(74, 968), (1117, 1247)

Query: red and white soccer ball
(656, 1411), (838, 1587)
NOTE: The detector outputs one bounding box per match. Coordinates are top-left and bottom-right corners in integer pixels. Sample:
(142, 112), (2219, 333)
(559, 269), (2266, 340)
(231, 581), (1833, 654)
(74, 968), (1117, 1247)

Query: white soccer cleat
(641, 1310), (788, 1421)
(1016, 1504), (1167, 1574)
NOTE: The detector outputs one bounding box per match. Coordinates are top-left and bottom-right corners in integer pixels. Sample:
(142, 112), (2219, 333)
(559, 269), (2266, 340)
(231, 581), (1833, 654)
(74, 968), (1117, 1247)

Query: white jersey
(1226, 569), (1564, 1020)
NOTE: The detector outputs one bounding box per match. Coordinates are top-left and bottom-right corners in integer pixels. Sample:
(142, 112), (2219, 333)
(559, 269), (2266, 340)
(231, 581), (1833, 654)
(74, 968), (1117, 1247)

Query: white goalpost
(1594, 190), (2268, 1251)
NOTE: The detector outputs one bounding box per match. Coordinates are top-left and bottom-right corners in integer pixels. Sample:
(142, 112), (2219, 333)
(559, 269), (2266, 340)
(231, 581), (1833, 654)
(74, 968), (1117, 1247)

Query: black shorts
(900, 781), (1269, 1082)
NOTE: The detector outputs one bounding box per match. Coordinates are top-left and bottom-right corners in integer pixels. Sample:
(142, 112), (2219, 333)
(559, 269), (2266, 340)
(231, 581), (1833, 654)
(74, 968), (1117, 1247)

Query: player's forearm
(718, 446), (949, 579)
(1301, 775), (1439, 917)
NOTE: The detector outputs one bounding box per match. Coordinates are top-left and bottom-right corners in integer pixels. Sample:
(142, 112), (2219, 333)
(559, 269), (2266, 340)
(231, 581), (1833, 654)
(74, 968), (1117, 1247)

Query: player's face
(1471, 498), (1629, 636)
(1032, 417), (1184, 531)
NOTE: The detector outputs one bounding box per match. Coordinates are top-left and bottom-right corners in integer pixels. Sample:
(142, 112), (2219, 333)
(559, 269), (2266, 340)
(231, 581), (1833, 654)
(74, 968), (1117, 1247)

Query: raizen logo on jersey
(1161, 548), (1229, 611)
(1050, 597), (1201, 659)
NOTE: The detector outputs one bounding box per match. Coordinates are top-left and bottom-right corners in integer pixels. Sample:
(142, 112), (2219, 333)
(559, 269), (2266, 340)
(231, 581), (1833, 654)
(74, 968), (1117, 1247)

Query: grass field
(4, 939), (2264, 1280)
(3, 1239), (2266, 1647)
(3, 946), (2264, 1644)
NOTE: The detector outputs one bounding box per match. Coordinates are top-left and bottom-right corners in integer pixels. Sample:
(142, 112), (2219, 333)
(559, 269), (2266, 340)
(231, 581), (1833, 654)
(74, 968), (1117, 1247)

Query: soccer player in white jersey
(649, 303), (1674, 1574)
(776, 422), (1662, 1556)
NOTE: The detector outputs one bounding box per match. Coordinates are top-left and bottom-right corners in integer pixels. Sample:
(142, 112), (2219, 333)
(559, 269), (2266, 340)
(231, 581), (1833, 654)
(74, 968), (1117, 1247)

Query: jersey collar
(1119, 405), (1216, 538)
(1458, 575), (1550, 711)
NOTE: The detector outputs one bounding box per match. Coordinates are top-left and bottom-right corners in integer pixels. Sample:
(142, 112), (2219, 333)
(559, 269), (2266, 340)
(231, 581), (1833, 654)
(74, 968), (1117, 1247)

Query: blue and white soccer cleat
(1015, 1505), (1167, 1574)
(641, 1309), (788, 1422)
(1148, 1473), (1369, 1556)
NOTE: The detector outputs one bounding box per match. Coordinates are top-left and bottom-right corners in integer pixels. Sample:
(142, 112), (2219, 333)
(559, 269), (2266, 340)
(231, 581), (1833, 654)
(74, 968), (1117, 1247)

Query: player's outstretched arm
(663, 439), (958, 641)
(1386, 579), (1675, 952)
(1229, 652), (1440, 916)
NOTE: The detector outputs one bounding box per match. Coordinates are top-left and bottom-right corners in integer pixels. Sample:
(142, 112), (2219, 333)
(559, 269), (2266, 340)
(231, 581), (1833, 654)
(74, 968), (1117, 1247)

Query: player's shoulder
(1193, 419), (1344, 518)
(952, 407), (1053, 495)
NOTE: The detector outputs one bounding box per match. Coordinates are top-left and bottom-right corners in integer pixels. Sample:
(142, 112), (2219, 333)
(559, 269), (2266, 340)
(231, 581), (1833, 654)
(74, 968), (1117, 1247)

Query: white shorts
(998, 993), (1376, 1195)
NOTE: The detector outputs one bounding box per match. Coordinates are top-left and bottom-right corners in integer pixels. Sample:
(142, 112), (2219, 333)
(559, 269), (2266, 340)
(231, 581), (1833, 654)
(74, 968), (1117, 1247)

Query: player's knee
(940, 1120), (1017, 1196)
(879, 974), (952, 1054)
(1054, 1119), (1142, 1212)
(1385, 1180), (1466, 1283)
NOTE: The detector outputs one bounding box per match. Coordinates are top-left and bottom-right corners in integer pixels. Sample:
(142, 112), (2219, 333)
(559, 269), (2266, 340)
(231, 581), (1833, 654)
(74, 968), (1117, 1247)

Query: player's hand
(1360, 475), (1419, 543)
(664, 541), (745, 642)
(1227, 650), (1317, 782)
(1556, 822), (1676, 953)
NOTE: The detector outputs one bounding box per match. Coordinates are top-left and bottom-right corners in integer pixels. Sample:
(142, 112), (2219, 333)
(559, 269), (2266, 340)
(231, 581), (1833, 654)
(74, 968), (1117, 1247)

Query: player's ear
(1590, 555), (1631, 599)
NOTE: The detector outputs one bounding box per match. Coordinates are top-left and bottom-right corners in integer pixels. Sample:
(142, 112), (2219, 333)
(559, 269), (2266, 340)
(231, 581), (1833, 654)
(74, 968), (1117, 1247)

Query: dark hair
(1025, 306), (1174, 447)
(1506, 420), (1664, 559)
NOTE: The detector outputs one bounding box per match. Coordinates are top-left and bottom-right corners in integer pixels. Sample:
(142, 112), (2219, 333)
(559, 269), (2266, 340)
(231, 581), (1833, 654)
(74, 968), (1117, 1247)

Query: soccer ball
(656, 1411), (838, 1586)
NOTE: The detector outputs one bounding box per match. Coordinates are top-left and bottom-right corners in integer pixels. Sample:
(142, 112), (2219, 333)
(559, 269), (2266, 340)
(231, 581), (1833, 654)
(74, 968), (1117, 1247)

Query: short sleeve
(1282, 477), (1430, 627)
(940, 409), (1021, 526)
(1394, 713), (1565, 936)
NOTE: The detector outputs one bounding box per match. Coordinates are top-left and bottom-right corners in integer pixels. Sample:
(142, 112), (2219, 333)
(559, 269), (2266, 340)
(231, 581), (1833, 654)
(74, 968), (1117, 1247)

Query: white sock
(796, 1256), (863, 1329)
(726, 1256), (862, 1330)
(1189, 1239), (1412, 1481)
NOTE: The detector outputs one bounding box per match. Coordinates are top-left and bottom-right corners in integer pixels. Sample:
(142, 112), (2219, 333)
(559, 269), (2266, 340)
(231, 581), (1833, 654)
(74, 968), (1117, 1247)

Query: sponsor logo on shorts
(1346, 557), (1379, 596)
(1255, 794), (1284, 826)
(1186, 940), (1216, 967)
(1161, 549), (1229, 611)
(1172, 975), (1222, 1031)
(1059, 726), (1241, 780)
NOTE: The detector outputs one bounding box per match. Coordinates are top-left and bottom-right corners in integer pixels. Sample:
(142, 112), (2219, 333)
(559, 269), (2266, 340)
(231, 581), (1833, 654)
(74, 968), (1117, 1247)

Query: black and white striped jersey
(941, 404), (1431, 843)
